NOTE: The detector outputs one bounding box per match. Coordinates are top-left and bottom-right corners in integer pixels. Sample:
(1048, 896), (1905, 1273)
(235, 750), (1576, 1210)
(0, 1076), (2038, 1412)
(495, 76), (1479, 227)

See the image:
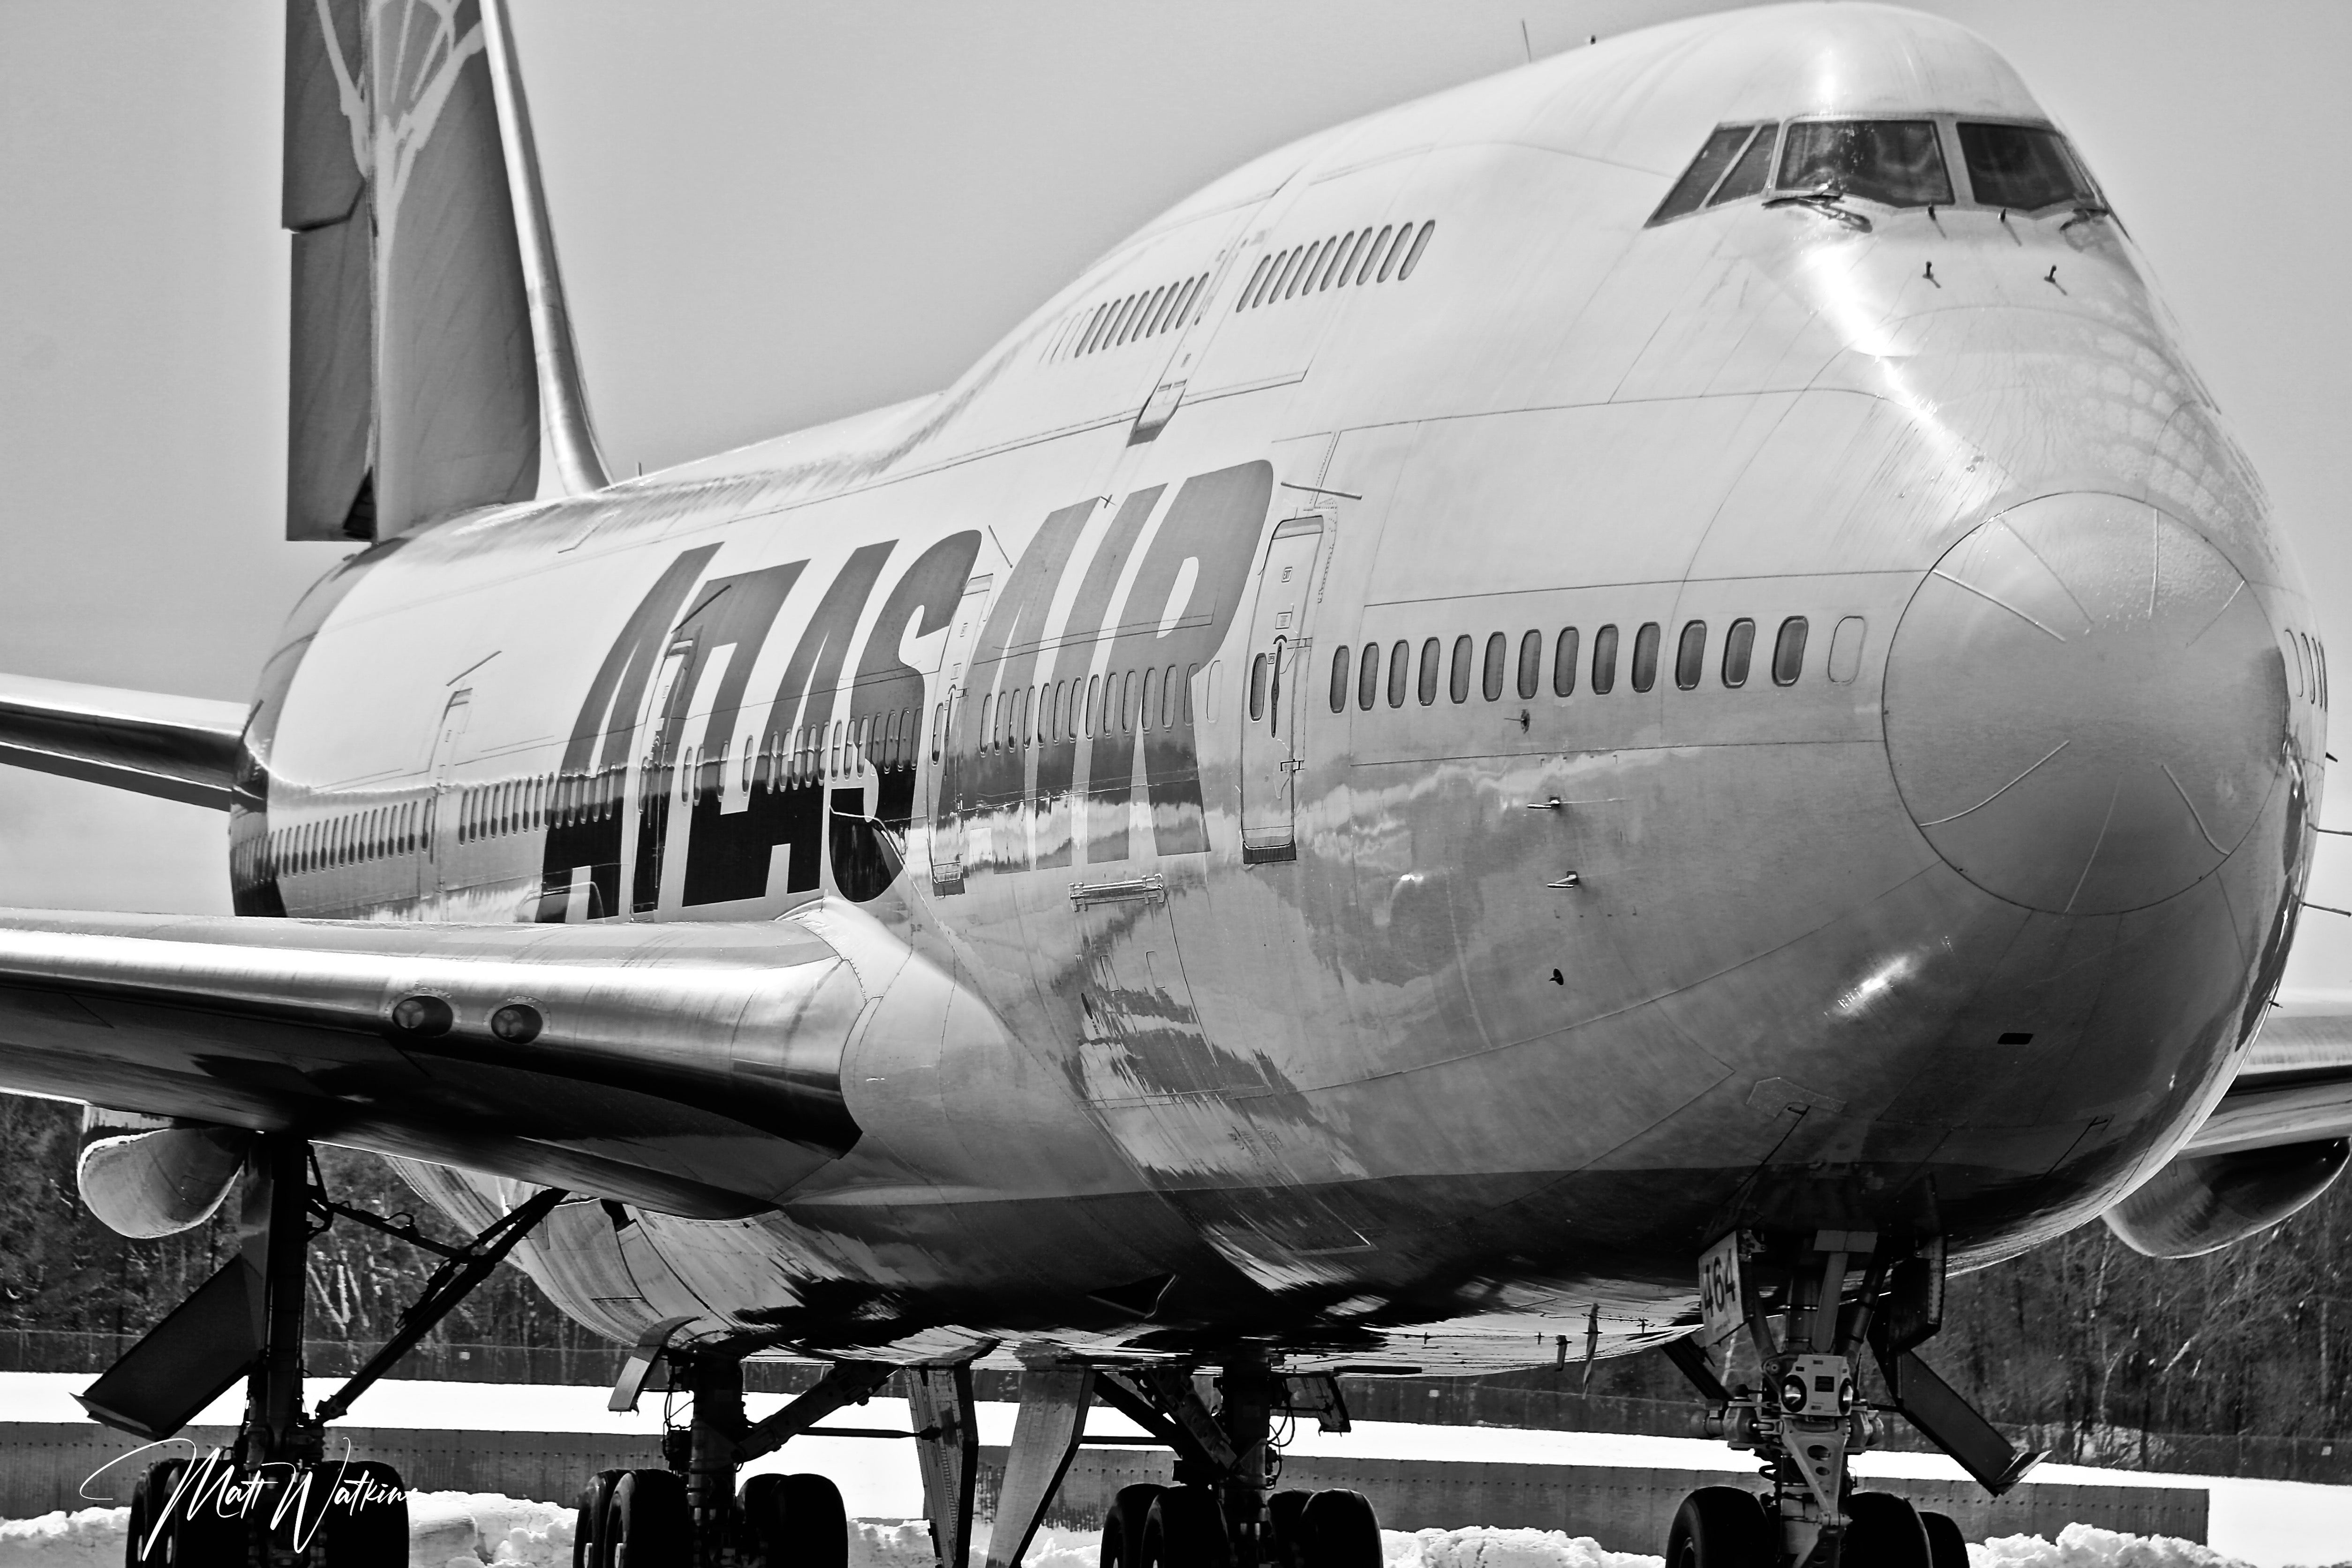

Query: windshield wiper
(1763, 181), (1873, 233)
(2060, 202), (2115, 232)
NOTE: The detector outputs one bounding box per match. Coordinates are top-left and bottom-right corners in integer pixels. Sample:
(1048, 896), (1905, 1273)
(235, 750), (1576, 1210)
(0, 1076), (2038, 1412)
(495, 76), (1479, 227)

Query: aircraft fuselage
(226, 7), (2321, 1364)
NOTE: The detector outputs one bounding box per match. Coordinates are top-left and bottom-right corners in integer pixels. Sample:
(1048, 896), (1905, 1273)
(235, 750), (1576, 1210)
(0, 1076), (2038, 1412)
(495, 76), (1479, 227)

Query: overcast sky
(1, 0), (2347, 975)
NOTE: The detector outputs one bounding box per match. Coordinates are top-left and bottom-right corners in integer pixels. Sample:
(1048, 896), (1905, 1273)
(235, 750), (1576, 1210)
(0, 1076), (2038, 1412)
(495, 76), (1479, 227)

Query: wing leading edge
(0, 674), (246, 810)
(0, 907), (888, 1218)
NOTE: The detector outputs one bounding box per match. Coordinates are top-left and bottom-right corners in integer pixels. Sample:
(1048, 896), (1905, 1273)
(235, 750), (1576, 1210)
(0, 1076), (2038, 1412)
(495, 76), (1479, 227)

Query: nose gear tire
(1665, 1487), (1772, 1568)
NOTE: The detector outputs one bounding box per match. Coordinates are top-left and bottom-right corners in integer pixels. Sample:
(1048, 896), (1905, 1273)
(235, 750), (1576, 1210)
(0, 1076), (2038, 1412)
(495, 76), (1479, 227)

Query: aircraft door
(621, 639), (694, 917)
(1237, 516), (1325, 864)
(422, 690), (471, 901)
(926, 574), (993, 894)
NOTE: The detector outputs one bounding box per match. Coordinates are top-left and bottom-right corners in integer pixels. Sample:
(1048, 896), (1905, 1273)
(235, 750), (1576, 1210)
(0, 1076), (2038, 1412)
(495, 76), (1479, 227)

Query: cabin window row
(954, 663), (1202, 757)
(1325, 615), (1865, 712)
(261, 799), (424, 879)
(1049, 270), (1212, 363)
(1235, 219), (1435, 313)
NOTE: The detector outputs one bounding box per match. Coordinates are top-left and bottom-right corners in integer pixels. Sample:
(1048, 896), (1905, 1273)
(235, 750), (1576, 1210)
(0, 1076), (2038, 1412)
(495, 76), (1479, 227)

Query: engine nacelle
(78, 1108), (251, 1239)
(2103, 1138), (2350, 1259)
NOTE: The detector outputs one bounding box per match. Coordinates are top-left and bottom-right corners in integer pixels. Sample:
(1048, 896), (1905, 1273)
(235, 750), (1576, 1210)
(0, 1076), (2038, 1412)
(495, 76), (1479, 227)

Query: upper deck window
(1959, 123), (2100, 211)
(1777, 120), (1952, 207)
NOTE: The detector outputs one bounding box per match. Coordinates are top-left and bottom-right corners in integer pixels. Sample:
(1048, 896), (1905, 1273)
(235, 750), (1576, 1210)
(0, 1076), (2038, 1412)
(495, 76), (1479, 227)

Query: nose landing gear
(1663, 1231), (2036, 1568)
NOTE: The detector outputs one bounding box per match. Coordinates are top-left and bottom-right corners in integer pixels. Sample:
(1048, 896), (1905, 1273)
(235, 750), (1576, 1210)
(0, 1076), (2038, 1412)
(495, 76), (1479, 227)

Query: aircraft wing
(0, 908), (877, 1218)
(2185, 991), (2352, 1155)
(0, 674), (247, 810)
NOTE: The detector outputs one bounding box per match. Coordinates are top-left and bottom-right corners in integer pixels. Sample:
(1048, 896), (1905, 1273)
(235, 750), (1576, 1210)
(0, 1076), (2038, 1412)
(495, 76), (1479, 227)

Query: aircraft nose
(1884, 493), (2288, 915)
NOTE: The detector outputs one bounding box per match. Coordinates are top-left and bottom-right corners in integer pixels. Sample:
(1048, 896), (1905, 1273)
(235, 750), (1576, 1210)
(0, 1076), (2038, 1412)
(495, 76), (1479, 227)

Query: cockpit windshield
(1776, 121), (1952, 206)
(1959, 123), (2100, 211)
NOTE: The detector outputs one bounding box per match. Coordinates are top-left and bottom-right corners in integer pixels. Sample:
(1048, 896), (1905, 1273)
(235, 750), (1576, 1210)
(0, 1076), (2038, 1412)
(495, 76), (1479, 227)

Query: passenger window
(1778, 120), (1952, 207)
(1330, 646), (1351, 713)
(1238, 257), (1273, 311)
(1183, 664), (1198, 724)
(1316, 234), (1353, 290)
(1085, 675), (1100, 736)
(1711, 127), (1778, 205)
(1722, 618), (1755, 687)
(1553, 628), (1578, 696)
(1828, 616), (1867, 684)
(1388, 640), (1410, 708)
(1333, 230), (1370, 287)
(1142, 667), (1160, 731)
(1378, 223), (1412, 282)
(1273, 248), (1309, 301)
(1959, 123), (2100, 211)
(1163, 664), (1179, 728)
(1517, 630), (1543, 701)
(1356, 226), (1394, 286)
(1418, 638), (1441, 705)
(1358, 643), (1381, 711)
(1483, 633), (1508, 701)
(1591, 625), (1620, 694)
(1398, 221), (1435, 279)
(1249, 656), (1267, 721)
(1651, 124), (1758, 224)
(1122, 671), (1137, 731)
(1675, 621), (1706, 691)
(1287, 241), (1325, 300)
(1450, 635), (1474, 703)
(1631, 623), (1661, 693)
(981, 693), (995, 751)
(1772, 618), (1809, 685)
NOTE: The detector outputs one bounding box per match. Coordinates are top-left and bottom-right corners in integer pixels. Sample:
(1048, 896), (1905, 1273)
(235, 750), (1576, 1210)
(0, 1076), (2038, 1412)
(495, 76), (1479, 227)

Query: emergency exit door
(1237, 516), (1324, 864)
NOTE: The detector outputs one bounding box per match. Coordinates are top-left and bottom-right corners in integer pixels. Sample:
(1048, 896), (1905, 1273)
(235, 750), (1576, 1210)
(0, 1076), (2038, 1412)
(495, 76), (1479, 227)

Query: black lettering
(945, 500), (1097, 874)
(848, 531), (983, 837)
(649, 563), (807, 907)
(674, 543), (896, 903)
(536, 546), (720, 920)
(1092, 462), (1271, 857)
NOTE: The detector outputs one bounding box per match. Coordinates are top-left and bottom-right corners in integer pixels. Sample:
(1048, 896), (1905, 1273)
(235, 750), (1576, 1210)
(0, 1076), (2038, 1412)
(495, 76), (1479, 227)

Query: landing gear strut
(1073, 1357), (1372, 1568)
(80, 1134), (560, 1566)
(1663, 1230), (2039, 1568)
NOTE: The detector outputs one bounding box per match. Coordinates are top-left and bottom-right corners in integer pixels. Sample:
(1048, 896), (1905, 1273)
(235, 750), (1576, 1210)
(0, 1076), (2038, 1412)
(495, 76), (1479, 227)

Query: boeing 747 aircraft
(0, 5), (2343, 1567)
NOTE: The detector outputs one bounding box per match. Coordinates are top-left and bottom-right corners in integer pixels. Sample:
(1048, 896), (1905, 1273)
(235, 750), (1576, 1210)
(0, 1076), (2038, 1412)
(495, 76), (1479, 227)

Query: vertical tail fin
(283, 0), (608, 542)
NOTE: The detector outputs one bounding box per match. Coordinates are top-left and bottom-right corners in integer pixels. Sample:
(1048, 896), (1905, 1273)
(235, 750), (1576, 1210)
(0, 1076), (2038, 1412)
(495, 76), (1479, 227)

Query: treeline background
(5, 1094), (2345, 1469)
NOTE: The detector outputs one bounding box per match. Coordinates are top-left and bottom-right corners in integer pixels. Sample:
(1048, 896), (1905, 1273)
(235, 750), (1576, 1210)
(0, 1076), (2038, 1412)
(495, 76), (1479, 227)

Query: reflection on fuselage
(226, 5), (2323, 1356)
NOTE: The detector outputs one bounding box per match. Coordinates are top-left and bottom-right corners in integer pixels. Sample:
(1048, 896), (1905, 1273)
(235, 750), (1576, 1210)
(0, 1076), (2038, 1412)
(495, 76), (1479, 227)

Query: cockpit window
(1651, 124), (1764, 224)
(1959, 123), (2100, 211)
(1777, 120), (1952, 207)
(1709, 128), (1778, 205)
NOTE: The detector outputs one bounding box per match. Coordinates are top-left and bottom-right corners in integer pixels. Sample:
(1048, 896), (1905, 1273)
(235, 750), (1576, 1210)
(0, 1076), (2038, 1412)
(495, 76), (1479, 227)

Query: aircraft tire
(124, 1457), (185, 1568)
(609, 1468), (689, 1568)
(1919, 1510), (1969, 1568)
(1266, 1487), (1314, 1568)
(1664, 1486), (1771, 1568)
(1101, 1483), (1167, 1568)
(774, 1473), (849, 1568)
(1300, 1489), (1380, 1568)
(574, 1469), (628, 1568)
(1140, 1484), (1229, 1568)
(1843, 1492), (1930, 1568)
(305, 1459), (408, 1568)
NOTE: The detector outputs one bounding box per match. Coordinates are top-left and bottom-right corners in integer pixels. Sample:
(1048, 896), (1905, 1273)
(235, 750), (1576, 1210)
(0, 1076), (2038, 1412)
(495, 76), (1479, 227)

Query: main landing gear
(1660, 1230), (2036, 1568)
(588, 1343), (1373, 1568)
(83, 1134), (561, 1566)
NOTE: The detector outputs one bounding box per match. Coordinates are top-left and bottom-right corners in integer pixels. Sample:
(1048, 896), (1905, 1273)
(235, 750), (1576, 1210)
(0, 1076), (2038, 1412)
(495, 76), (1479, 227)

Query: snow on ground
(0, 1508), (2302, 1568)
(0, 1376), (2343, 1567)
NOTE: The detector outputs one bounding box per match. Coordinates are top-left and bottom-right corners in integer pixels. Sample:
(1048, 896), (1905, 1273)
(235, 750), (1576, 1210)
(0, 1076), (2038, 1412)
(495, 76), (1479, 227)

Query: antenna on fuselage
(1520, 20), (1533, 62)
